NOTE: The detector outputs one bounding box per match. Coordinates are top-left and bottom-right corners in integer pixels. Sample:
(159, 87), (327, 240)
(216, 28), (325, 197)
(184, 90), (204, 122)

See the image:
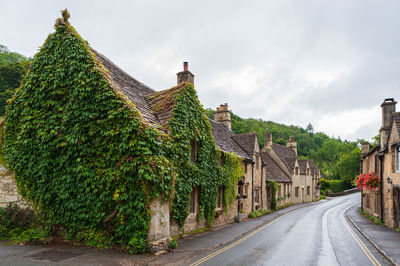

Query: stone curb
(346, 204), (399, 266)
(174, 200), (324, 252)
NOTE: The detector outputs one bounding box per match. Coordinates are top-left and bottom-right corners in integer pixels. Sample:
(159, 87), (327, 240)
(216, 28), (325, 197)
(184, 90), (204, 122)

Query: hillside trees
(0, 45), (29, 115)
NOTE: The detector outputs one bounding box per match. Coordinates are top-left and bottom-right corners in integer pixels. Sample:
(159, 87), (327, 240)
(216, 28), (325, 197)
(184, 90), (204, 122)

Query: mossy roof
(146, 83), (186, 127)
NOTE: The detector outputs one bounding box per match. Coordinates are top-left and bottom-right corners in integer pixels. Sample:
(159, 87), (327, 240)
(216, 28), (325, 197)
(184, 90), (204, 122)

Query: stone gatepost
(147, 196), (171, 253)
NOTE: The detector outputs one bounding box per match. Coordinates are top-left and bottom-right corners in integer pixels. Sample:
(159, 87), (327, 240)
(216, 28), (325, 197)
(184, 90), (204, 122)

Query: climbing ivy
(4, 11), (174, 253)
(3, 10), (243, 251)
(165, 83), (243, 228)
(266, 180), (278, 211)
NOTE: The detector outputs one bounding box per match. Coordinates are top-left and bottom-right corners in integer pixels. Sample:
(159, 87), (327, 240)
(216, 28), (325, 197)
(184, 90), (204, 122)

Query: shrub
(247, 209), (272, 218)
(0, 203), (36, 239)
(168, 237), (178, 249)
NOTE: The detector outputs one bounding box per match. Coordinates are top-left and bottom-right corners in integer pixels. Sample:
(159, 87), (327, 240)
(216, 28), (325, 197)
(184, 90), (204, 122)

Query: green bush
(276, 202), (293, 210)
(0, 203), (36, 239)
(247, 209), (272, 218)
(319, 178), (346, 193)
(168, 237), (178, 249)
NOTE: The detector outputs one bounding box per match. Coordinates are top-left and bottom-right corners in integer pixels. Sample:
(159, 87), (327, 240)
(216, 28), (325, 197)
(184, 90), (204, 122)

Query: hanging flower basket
(354, 173), (380, 190)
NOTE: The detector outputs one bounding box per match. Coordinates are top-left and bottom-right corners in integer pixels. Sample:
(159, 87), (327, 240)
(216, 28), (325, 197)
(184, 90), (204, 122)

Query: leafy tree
(306, 122), (314, 133)
(0, 45), (29, 115)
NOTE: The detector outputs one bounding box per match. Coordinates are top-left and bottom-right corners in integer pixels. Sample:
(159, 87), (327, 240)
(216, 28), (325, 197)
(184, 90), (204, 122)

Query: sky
(2, 0), (400, 142)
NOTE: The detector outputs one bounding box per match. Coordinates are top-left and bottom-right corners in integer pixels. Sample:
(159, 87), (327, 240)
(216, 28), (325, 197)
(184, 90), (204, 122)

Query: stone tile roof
(271, 143), (299, 172)
(298, 160), (308, 175)
(92, 49), (160, 126)
(209, 119), (252, 160)
(310, 161), (320, 176)
(393, 112), (400, 137)
(261, 152), (291, 183)
(232, 132), (258, 157)
(146, 84), (185, 128)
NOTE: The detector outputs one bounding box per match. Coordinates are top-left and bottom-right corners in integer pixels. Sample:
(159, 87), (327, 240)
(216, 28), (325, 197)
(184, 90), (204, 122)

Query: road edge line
(346, 202), (399, 266)
(208, 200), (323, 249)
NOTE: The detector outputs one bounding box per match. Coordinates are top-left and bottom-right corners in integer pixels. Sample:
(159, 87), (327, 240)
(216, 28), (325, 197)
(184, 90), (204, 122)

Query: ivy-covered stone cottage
(1, 11), (243, 252)
(210, 108), (266, 217)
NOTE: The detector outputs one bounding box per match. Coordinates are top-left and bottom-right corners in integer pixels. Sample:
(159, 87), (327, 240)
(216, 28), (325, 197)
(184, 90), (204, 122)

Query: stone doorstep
(148, 236), (172, 254)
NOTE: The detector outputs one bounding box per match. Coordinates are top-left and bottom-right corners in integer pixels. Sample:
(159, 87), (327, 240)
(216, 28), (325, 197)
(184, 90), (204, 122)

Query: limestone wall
(0, 164), (26, 208)
(148, 197), (170, 243)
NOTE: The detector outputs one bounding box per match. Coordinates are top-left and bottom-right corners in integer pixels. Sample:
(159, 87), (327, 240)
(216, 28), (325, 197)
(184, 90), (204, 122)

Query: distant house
(361, 98), (400, 228)
(261, 133), (320, 205)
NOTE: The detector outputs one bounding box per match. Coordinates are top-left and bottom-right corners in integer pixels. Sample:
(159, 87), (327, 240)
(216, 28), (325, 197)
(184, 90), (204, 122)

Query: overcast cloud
(2, 0), (400, 141)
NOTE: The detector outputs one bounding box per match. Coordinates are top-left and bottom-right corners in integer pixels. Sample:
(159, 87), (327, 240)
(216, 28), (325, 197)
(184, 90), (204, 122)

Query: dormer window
(295, 167), (299, 175)
(306, 169), (310, 176)
(191, 140), (198, 162)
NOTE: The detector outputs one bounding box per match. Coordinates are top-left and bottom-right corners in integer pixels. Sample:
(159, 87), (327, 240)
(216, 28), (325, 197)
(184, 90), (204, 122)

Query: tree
(0, 45), (29, 115)
(306, 122), (314, 133)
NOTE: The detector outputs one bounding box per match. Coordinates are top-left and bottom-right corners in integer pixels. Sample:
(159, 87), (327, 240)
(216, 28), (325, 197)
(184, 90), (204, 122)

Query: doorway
(393, 187), (400, 228)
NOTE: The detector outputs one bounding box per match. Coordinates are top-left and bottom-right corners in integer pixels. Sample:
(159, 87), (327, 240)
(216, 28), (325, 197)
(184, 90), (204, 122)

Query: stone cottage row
(360, 98), (400, 229)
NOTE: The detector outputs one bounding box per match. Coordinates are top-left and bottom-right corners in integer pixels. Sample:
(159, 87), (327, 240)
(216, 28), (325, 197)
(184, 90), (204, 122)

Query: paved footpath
(347, 202), (400, 266)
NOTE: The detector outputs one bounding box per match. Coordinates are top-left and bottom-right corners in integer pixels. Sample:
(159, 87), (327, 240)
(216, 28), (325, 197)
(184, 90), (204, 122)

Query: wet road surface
(189, 193), (391, 266)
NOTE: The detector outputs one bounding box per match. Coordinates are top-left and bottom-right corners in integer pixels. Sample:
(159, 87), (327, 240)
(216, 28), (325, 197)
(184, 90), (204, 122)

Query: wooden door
(393, 188), (400, 228)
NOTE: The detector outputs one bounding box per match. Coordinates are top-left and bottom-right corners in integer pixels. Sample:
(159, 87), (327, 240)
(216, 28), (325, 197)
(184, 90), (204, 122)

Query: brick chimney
(380, 98), (396, 149)
(177, 62), (194, 85)
(361, 142), (370, 155)
(214, 103), (231, 130)
(262, 129), (273, 151)
(286, 136), (297, 155)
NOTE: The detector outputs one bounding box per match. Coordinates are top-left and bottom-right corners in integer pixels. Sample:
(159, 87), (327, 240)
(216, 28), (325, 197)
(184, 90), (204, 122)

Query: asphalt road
(190, 193), (391, 266)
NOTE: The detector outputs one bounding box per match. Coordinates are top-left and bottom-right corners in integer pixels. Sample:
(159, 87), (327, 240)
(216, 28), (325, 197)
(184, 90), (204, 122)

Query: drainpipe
(261, 164), (263, 209)
(252, 161), (255, 212)
(360, 159), (363, 210)
(379, 155), (384, 220)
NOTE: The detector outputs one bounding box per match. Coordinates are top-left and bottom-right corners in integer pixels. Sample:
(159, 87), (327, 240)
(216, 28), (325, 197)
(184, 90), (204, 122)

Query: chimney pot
(177, 61), (194, 85)
(214, 103), (231, 130)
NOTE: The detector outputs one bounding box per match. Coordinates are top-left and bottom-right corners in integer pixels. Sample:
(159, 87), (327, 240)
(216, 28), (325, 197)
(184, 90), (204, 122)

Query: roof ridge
(234, 132), (258, 137)
(231, 137), (253, 160)
(91, 49), (156, 93)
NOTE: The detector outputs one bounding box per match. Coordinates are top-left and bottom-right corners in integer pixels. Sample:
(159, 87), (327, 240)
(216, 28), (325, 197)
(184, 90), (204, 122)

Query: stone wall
(0, 164), (26, 208)
(148, 197), (170, 243)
